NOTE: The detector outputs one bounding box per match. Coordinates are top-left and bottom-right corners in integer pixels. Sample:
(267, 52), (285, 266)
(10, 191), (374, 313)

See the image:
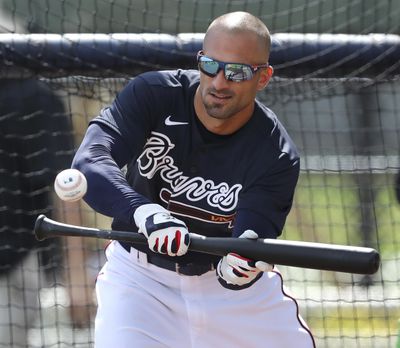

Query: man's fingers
(160, 236), (168, 254)
(239, 229), (259, 240)
(227, 253), (254, 268)
(147, 226), (190, 256)
(255, 261), (272, 272)
(226, 253), (272, 273)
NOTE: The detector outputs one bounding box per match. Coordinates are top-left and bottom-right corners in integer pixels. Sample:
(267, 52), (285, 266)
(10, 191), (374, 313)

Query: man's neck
(194, 88), (254, 135)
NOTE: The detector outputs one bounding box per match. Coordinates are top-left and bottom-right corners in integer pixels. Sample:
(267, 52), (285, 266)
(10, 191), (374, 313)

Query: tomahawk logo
(137, 132), (242, 212)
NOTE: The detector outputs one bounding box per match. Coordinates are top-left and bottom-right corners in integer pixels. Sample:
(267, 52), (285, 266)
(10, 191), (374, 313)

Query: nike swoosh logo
(165, 115), (189, 126)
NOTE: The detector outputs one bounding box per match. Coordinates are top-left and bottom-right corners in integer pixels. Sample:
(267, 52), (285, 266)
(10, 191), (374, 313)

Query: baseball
(54, 168), (87, 202)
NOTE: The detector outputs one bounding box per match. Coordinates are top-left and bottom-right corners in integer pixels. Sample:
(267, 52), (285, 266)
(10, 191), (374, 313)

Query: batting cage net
(0, 1), (399, 347)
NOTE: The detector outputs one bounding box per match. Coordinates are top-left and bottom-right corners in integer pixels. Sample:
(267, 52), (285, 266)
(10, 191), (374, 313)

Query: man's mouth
(210, 92), (232, 100)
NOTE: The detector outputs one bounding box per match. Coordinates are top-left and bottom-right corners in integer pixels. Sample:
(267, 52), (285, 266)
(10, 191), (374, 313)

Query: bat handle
(34, 214), (48, 241)
(34, 214), (110, 241)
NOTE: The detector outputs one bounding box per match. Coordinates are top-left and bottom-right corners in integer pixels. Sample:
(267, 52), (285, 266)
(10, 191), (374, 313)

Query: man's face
(197, 30), (271, 120)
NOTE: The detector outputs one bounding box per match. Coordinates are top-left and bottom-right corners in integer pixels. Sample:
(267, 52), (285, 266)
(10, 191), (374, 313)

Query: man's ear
(257, 66), (274, 91)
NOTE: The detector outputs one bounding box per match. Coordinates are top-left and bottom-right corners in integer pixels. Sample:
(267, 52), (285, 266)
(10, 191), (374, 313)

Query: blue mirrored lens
(198, 55), (254, 82)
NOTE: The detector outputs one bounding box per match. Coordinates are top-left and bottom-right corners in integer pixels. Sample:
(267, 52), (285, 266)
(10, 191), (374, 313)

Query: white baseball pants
(95, 241), (315, 348)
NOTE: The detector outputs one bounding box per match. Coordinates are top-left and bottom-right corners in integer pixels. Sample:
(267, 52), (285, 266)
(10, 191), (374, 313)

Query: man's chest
(131, 130), (251, 231)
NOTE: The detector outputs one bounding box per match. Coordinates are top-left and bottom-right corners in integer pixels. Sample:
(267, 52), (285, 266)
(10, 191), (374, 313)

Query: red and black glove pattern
(134, 204), (190, 256)
(216, 230), (273, 290)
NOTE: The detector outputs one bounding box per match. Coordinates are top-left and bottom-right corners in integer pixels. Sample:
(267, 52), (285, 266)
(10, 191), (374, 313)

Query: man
(73, 11), (315, 348)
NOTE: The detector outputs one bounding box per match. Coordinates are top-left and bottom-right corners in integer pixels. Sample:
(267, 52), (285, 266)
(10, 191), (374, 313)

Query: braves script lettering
(137, 132), (242, 212)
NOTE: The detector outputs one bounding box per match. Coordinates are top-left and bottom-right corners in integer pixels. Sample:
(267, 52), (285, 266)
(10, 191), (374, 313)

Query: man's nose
(211, 69), (230, 89)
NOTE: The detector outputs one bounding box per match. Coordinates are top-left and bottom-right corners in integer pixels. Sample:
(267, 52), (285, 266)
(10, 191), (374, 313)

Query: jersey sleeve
(233, 151), (300, 240)
(91, 75), (159, 157)
(72, 123), (152, 224)
(73, 74), (169, 224)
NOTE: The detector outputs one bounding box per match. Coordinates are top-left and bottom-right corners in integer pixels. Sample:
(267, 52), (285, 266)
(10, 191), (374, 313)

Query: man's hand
(134, 204), (190, 256)
(216, 230), (273, 289)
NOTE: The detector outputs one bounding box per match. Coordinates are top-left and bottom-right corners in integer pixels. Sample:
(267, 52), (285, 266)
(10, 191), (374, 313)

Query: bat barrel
(190, 237), (381, 275)
(252, 240), (381, 275)
(295, 244), (380, 275)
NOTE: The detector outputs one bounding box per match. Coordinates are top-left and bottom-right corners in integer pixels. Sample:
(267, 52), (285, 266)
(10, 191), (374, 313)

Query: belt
(120, 242), (217, 276)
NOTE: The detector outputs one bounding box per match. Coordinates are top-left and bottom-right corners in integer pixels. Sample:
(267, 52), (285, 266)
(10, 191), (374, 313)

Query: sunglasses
(197, 51), (269, 82)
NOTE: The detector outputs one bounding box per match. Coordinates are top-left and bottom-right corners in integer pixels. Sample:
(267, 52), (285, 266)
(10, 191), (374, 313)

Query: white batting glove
(217, 230), (273, 289)
(134, 204), (190, 256)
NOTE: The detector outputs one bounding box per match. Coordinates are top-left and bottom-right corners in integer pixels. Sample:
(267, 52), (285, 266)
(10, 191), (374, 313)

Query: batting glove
(216, 230), (273, 290)
(134, 203), (190, 256)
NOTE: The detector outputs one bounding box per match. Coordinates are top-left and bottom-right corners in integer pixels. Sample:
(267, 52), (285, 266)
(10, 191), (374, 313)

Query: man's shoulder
(253, 101), (299, 160)
(253, 101), (282, 136)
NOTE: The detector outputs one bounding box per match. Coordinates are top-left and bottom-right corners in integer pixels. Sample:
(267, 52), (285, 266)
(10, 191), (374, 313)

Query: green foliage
(284, 173), (400, 257)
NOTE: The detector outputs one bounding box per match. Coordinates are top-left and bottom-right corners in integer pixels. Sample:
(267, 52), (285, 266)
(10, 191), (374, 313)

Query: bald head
(204, 12), (271, 60)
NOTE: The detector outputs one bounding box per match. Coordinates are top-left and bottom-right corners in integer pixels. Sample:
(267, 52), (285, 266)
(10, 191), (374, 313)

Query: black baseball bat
(34, 214), (380, 275)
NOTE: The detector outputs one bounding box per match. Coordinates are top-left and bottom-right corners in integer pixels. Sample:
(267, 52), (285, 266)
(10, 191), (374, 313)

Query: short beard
(203, 102), (234, 120)
(202, 88), (235, 120)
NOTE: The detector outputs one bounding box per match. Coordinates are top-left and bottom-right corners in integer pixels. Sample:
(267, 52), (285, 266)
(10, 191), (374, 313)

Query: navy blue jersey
(86, 69), (300, 264)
